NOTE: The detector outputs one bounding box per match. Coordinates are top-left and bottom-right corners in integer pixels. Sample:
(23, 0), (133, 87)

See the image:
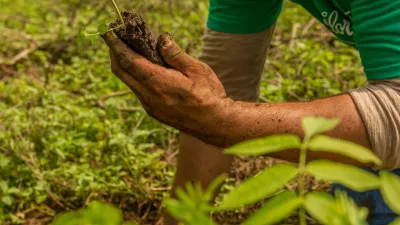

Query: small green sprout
(79, 0), (124, 45)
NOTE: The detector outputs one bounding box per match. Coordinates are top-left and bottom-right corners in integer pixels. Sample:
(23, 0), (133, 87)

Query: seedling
(79, 0), (125, 45)
(79, 0), (167, 66)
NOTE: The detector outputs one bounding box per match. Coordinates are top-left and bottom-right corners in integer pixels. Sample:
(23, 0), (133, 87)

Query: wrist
(204, 97), (240, 147)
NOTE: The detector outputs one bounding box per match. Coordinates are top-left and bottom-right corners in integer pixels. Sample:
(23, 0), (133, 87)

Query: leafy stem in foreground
(164, 117), (385, 225)
(298, 135), (310, 225)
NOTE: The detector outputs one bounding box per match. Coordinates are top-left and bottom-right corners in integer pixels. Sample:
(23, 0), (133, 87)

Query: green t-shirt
(207, 0), (400, 80)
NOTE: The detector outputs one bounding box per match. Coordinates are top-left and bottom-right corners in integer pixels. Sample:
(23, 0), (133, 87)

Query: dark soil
(110, 12), (166, 66)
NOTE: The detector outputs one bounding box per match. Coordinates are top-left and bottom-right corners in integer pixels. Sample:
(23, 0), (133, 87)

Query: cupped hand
(102, 32), (233, 138)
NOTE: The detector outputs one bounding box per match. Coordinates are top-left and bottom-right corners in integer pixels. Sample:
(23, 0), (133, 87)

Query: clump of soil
(110, 12), (166, 66)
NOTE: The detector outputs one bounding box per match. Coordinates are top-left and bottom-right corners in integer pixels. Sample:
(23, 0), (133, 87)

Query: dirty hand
(102, 32), (233, 138)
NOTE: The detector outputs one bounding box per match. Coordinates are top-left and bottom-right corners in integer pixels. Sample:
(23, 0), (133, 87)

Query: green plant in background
(51, 176), (225, 225)
(0, 0), (205, 223)
(164, 116), (384, 225)
(0, 0), (380, 224)
(52, 201), (136, 225)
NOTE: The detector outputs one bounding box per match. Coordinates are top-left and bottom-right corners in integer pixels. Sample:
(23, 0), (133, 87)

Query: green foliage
(52, 201), (129, 225)
(79, 0), (123, 44)
(390, 218), (400, 225)
(306, 161), (380, 192)
(380, 171), (400, 214)
(79, 27), (98, 45)
(217, 164), (297, 210)
(165, 117), (386, 225)
(241, 191), (303, 225)
(97, 20), (110, 35)
(224, 135), (301, 156)
(305, 191), (368, 225)
(302, 117), (340, 139)
(334, 191), (369, 225)
(308, 135), (382, 165)
(163, 175), (227, 225)
(1, 0), (206, 223)
(0, 0), (387, 224)
(305, 192), (342, 224)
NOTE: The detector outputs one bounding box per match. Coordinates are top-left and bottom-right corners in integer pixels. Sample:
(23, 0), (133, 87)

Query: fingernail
(120, 57), (131, 69)
(159, 33), (181, 59)
(159, 33), (174, 49)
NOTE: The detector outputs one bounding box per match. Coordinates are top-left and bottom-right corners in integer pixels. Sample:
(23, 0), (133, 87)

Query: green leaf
(176, 187), (195, 206)
(89, 36), (97, 46)
(164, 199), (185, 218)
(302, 117), (340, 138)
(1, 195), (13, 206)
(389, 218), (400, 225)
(84, 201), (123, 225)
(242, 191), (303, 225)
(334, 190), (369, 225)
(305, 192), (342, 225)
(7, 187), (20, 194)
(35, 195), (47, 204)
(380, 171), (400, 214)
(306, 160), (380, 192)
(204, 174), (227, 202)
(0, 181), (8, 192)
(164, 198), (216, 225)
(308, 135), (381, 166)
(0, 155), (10, 168)
(52, 211), (84, 225)
(224, 134), (301, 156)
(78, 27), (88, 43)
(217, 164), (298, 210)
(97, 20), (109, 35)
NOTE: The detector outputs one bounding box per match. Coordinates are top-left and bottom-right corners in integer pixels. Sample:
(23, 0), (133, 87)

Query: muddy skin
(110, 12), (167, 66)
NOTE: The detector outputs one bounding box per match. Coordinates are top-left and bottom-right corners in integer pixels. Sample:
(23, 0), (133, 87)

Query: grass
(0, 0), (365, 224)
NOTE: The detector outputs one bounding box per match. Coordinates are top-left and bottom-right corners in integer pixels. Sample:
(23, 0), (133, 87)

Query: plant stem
(83, 24), (124, 37)
(110, 0), (124, 24)
(298, 136), (310, 225)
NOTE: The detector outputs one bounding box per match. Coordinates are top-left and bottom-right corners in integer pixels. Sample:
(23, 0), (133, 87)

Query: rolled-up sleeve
(348, 0), (400, 169)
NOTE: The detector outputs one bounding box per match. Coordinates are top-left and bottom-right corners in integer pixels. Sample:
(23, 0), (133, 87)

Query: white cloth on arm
(349, 78), (400, 170)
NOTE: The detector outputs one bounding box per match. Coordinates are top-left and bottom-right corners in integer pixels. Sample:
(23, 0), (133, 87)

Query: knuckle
(147, 70), (158, 78)
(170, 50), (185, 62)
(120, 56), (133, 69)
(151, 83), (162, 93)
(197, 62), (213, 74)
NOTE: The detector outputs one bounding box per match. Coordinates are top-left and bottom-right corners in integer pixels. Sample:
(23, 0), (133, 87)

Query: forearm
(197, 93), (371, 165)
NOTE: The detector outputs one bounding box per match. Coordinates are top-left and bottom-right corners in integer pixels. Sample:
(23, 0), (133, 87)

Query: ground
(0, 0), (365, 224)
